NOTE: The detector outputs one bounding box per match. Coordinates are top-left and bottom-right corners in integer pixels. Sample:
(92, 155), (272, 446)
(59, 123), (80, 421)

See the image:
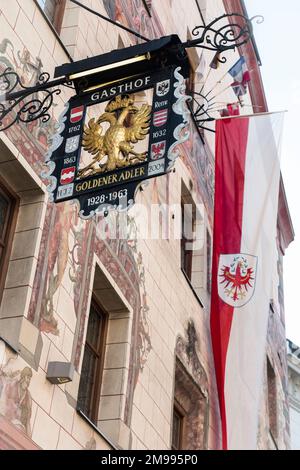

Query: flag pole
(199, 67), (212, 95)
(207, 84), (233, 103)
(208, 104), (264, 112)
(204, 70), (231, 98)
(215, 110), (288, 120)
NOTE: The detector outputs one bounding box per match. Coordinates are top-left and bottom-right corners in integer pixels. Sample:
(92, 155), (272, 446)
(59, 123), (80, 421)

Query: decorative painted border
(167, 67), (191, 171)
(41, 102), (69, 201)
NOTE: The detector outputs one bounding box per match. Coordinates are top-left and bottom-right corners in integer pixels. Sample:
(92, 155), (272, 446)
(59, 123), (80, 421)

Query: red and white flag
(211, 113), (283, 449)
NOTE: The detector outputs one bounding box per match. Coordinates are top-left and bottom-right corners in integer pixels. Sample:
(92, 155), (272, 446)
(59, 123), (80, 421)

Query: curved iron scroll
(0, 12), (263, 132)
(183, 14), (263, 64)
(0, 68), (71, 131)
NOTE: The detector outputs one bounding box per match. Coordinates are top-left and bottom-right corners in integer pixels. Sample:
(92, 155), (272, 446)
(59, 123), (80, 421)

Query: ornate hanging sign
(44, 66), (190, 218)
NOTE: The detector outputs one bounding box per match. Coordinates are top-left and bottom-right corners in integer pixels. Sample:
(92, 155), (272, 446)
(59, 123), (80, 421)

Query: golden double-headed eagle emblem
(78, 94), (152, 178)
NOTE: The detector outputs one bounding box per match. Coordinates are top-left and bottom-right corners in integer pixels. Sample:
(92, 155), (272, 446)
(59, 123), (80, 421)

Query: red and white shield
(151, 141), (166, 160)
(153, 109), (168, 127)
(217, 253), (257, 308)
(60, 167), (76, 185)
(70, 106), (84, 123)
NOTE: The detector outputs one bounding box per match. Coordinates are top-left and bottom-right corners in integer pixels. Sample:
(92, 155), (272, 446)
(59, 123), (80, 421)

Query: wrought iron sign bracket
(0, 12), (263, 133)
(181, 13), (263, 132)
(182, 13), (262, 58)
(0, 68), (74, 132)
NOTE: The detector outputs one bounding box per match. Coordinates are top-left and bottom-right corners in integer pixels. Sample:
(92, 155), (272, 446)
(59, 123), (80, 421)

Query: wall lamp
(46, 361), (74, 385)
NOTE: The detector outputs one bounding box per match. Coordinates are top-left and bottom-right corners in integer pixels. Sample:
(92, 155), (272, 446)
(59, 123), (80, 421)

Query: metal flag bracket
(0, 10), (263, 133)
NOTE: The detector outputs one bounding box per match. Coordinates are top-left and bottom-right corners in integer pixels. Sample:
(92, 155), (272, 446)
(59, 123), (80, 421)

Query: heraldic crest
(78, 94), (152, 178)
(218, 254), (257, 308)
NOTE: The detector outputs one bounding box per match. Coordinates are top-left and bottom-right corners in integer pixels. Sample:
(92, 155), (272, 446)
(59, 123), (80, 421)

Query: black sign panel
(45, 66), (189, 218)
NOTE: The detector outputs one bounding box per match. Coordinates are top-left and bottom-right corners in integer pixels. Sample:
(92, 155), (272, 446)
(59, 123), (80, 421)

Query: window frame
(0, 177), (19, 305)
(77, 297), (108, 424)
(181, 200), (194, 281)
(52, 0), (67, 34)
(206, 229), (212, 294)
(180, 182), (204, 308)
(171, 400), (186, 450)
(267, 357), (278, 442)
(181, 184), (196, 282)
(36, 0), (67, 34)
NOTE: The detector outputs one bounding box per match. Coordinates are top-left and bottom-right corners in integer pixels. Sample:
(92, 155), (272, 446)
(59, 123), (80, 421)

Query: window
(267, 358), (278, 441)
(0, 179), (18, 303)
(37, 0), (66, 33)
(206, 229), (212, 293)
(172, 358), (208, 450)
(172, 402), (185, 450)
(181, 185), (196, 282)
(77, 299), (108, 424)
(181, 203), (194, 280)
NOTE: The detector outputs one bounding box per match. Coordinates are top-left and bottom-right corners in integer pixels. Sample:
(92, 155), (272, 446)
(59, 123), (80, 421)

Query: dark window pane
(77, 301), (107, 423)
(267, 358), (278, 440)
(206, 230), (212, 293)
(0, 181), (17, 304)
(38, 0), (56, 23)
(77, 346), (97, 419)
(172, 408), (183, 450)
(86, 305), (101, 350)
(0, 193), (9, 240)
(181, 203), (194, 280)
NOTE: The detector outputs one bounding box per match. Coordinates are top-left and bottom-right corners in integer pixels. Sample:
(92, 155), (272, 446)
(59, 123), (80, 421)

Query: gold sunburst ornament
(78, 94), (151, 178)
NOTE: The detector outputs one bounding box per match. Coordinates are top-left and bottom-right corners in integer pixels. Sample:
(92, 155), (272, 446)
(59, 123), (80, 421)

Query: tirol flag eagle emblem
(218, 254), (257, 308)
(151, 141), (166, 160)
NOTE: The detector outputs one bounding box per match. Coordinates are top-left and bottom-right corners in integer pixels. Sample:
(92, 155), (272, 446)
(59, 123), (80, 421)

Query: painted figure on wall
(103, 0), (164, 42)
(0, 366), (33, 437)
(40, 203), (78, 334)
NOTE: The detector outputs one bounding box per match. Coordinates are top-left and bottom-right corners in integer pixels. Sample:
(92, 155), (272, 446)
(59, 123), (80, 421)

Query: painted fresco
(0, 34), (152, 421)
(0, 15), (215, 434)
(0, 39), (56, 170)
(0, 359), (33, 437)
(180, 122), (215, 226)
(103, 0), (164, 42)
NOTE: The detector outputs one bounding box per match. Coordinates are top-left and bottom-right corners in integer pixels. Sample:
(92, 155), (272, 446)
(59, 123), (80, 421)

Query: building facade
(0, 0), (294, 450)
(287, 340), (300, 450)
